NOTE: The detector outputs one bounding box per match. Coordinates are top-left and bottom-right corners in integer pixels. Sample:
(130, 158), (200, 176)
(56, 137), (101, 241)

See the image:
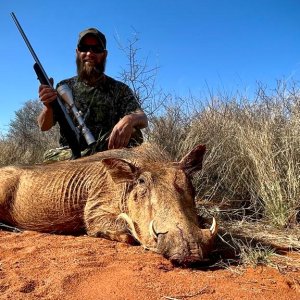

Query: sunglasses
(77, 44), (105, 54)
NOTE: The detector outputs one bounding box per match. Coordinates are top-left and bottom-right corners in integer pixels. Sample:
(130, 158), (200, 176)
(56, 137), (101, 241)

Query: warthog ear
(178, 144), (206, 176)
(102, 158), (139, 183)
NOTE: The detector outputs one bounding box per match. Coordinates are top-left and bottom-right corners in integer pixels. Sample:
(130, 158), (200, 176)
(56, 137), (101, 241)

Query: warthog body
(0, 143), (216, 264)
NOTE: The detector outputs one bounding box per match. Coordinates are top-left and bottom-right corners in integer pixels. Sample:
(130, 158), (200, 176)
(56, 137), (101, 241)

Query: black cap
(77, 28), (106, 50)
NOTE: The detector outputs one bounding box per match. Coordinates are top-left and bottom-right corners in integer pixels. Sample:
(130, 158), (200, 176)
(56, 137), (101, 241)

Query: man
(38, 28), (148, 161)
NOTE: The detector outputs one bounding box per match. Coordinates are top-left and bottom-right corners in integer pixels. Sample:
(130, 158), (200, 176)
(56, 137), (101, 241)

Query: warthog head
(101, 144), (217, 265)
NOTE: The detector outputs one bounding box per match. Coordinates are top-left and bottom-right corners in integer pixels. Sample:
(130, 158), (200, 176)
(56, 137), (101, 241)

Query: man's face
(76, 35), (107, 85)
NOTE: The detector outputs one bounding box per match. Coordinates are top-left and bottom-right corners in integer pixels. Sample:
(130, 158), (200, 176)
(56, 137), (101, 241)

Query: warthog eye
(137, 177), (146, 185)
(135, 175), (150, 197)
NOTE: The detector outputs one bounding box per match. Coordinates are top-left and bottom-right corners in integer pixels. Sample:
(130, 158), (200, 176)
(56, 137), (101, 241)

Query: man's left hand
(108, 115), (134, 149)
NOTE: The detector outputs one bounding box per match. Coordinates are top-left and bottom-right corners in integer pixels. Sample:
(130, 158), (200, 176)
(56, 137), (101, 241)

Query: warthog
(0, 143), (217, 265)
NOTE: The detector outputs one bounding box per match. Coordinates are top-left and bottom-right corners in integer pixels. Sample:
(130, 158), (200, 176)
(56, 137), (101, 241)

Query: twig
(163, 286), (213, 299)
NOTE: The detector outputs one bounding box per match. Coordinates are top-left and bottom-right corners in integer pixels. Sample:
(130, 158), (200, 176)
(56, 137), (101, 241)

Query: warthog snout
(153, 218), (217, 265)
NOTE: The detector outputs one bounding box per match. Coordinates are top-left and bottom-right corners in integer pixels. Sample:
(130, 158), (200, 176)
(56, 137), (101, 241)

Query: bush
(0, 100), (59, 166)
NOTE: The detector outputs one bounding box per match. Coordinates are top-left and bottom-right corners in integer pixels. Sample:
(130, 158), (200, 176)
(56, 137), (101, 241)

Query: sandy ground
(0, 229), (299, 300)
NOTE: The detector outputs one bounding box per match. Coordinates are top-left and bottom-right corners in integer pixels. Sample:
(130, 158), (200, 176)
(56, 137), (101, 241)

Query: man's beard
(76, 56), (106, 85)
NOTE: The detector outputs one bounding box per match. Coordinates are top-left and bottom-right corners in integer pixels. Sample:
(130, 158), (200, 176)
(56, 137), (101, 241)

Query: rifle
(11, 12), (96, 159)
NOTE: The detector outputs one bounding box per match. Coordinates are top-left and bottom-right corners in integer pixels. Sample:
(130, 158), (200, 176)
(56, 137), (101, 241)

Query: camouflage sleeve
(116, 83), (142, 117)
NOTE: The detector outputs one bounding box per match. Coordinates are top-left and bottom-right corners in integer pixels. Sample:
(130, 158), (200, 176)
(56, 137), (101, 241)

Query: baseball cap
(77, 28), (106, 50)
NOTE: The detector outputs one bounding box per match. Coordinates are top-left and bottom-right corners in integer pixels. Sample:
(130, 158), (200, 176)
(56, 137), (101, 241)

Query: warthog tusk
(149, 220), (158, 241)
(117, 213), (140, 242)
(210, 217), (217, 236)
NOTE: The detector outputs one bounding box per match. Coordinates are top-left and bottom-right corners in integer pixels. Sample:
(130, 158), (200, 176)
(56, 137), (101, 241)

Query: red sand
(0, 230), (299, 300)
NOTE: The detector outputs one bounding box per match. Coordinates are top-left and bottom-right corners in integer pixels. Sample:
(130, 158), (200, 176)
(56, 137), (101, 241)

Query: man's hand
(108, 110), (148, 149)
(38, 78), (57, 107)
(108, 115), (134, 149)
(37, 78), (56, 131)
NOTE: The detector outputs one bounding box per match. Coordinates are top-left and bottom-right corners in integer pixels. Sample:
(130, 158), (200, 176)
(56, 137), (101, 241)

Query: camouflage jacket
(54, 75), (143, 152)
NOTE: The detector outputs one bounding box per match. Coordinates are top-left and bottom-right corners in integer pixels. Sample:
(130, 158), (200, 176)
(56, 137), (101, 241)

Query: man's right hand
(39, 85), (57, 107)
(37, 78), (56, 130)
(38, 78), (57, 107)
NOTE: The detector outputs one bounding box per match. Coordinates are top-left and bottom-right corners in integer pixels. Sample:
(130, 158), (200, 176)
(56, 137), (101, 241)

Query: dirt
(0, 229), (299, 300)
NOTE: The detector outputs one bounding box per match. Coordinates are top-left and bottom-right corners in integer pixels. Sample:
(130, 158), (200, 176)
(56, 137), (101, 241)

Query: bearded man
(37, 28), (148, 162)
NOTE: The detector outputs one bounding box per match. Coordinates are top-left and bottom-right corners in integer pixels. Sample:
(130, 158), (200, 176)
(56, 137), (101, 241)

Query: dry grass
(220, 224), (300, 269)
(147, 80), (300, 229)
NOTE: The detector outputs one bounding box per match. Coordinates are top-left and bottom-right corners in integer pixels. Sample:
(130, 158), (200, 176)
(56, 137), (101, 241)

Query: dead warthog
(0, 143), (217, 265)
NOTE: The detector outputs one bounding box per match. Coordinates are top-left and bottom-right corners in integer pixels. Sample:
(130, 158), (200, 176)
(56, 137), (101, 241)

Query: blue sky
(0, 0), (299, 133)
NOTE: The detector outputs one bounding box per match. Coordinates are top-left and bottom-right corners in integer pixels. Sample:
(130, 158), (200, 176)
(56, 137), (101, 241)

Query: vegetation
(148, 80), (300, 229)
(1, 35), (299, 266)
(0, 100), (59, 165)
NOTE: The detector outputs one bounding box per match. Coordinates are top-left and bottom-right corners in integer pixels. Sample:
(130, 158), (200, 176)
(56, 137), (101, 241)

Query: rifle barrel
(10, 12), (52, 87)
